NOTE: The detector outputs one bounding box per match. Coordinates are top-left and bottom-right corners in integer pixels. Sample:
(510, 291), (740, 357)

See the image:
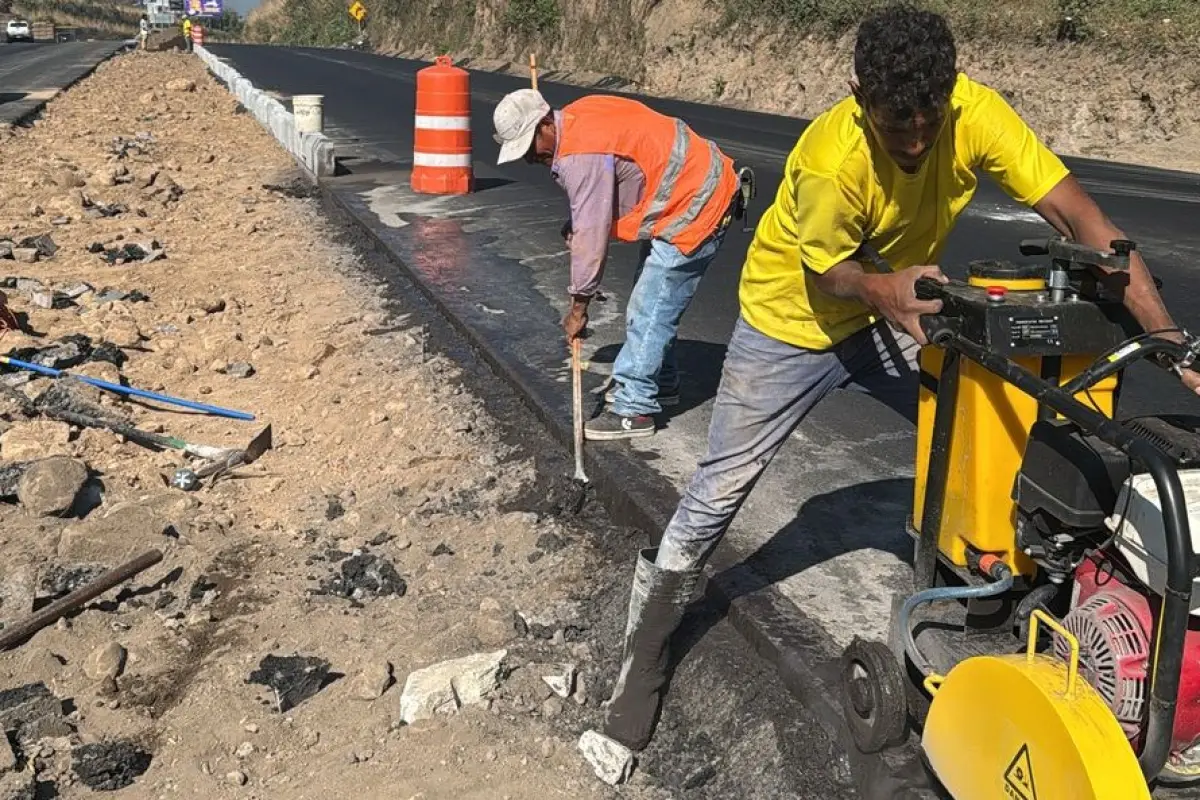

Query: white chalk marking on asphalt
(961, 204), (1045, 224)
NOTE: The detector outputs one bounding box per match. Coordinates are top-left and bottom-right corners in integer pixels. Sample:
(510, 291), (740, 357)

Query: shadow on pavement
(0, 92), (28, 106)
(672, 477), (915, 666)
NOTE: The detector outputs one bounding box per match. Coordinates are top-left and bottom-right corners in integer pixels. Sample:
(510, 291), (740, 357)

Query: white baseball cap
(493, 89), (551, 165)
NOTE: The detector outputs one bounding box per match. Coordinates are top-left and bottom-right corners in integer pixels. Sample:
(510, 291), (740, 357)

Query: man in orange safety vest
(493, 89), (747, 441)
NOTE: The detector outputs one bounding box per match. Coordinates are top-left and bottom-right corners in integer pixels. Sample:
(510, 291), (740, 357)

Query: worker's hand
(1182, 368), (1200, 397)
(864, 265), (948, 346)
(561, 220), (574, 246)
(562, 295), (589, 343)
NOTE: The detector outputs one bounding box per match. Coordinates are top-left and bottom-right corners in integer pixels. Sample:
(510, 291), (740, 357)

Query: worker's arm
(970, 85), (1199, 394)
(553, 154), (616, 341)
(1032, 176), (1199, 394)
(813, 260), (947, 345)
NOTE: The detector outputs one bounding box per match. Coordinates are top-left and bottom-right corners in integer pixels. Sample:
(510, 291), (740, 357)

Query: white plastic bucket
(293, 94), (324, 134)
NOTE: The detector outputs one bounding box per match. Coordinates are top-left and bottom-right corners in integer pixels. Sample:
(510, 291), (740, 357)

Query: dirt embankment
(0, 50), (691, 799)
(248, 0), (1200, 174)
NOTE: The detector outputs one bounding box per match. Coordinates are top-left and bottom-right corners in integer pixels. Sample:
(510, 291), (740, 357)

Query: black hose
(1016, 583), (1060, 641)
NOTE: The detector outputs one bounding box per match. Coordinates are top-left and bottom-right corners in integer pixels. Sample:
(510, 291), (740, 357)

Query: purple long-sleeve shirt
(550, 110), (646, 296)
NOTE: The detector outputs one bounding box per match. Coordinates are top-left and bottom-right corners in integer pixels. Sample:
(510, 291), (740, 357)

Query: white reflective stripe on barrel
(413, 152), (473, 168)
(414, 115), (471, 131)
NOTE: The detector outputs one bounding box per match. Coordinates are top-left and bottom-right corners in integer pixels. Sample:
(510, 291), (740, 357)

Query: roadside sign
(348, 1), (366, 22)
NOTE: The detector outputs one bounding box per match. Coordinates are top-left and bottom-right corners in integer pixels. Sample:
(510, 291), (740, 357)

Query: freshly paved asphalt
(207, 42), (1200, 793)
(0, 41), (127, 125)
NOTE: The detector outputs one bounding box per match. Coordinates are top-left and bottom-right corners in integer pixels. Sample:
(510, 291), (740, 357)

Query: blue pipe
(0, 356), (255, 421)
(900, 567), (1015, 678)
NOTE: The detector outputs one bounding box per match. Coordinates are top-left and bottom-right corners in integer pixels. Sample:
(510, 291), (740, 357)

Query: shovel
(571, 337), (588, 484)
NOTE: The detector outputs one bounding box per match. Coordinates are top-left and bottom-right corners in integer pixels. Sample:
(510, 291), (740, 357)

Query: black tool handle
(914, 277), (946, 301)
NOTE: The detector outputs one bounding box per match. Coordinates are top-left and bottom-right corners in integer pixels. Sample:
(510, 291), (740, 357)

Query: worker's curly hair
(854, 4), (958, 123)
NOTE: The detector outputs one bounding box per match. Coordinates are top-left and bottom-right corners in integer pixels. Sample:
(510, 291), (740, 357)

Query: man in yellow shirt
(182, 17), (192, 51)
(598, 2), (1200, 754)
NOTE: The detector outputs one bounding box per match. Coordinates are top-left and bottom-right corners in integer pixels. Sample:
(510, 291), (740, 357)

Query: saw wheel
(840, 637), (909, 753)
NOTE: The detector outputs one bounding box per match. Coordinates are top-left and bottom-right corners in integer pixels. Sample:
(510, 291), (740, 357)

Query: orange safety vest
(556, 96), (738, 256)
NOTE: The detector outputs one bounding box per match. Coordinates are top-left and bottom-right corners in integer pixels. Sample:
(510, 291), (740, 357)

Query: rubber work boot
(601, 547), (702, 751)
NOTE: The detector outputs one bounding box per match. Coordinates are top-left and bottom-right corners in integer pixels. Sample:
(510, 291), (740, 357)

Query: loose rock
(352, 661), (393, 701)
(83, 642), (128, 682)
(58, 493), (196, 561)
(16, 456), (88, 517)
(1, 421), (72, 460)
(399, 650), (508, 724)
(541, 664), (576, 699)
(11, 248), (38, 264)
(226, 770), (248, 786)
(0, 727), (16, 773)
(165, 78), (197, 93)
(227, 361), (255, 378)
(0, 562), (37, 628)
(0, 771), (33, 800)
(578, 730), (636, 786)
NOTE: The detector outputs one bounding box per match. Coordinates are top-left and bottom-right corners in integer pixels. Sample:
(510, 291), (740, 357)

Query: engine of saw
(1016, 413), (1200, 778)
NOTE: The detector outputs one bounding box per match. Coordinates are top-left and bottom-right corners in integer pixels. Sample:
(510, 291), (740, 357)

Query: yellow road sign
(348, 1), (366, 21)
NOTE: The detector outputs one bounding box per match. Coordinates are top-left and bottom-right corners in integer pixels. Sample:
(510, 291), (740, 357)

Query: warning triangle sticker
(1004, 743), (1038, 800)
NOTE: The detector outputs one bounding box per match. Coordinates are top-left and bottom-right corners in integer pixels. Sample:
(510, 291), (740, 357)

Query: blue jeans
(609, 229), (727, 417)
(656, 315), (920, 571)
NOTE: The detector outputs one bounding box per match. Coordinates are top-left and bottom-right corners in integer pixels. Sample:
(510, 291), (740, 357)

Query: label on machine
(1008, 316), (1062, 349)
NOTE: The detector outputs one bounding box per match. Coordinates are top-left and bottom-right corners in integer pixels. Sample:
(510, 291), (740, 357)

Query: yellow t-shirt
(738, 72), (1070, 351)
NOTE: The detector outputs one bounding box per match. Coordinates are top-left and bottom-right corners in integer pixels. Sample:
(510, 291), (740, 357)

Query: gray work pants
(656, 314), (920, 571)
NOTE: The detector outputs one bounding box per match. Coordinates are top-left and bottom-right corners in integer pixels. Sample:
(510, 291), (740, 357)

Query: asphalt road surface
(0, 41), (127, 125)
(208, 43), (1200, 795)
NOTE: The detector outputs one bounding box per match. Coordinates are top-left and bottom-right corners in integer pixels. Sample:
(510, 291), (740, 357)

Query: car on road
(5, 19), (33, 43)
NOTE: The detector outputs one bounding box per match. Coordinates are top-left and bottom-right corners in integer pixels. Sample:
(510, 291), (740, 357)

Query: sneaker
(585, 411), (656, 441)
(604, 383), (680, 408)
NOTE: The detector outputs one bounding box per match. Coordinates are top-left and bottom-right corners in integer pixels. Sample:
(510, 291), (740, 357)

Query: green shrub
(503, 0), (560, 36)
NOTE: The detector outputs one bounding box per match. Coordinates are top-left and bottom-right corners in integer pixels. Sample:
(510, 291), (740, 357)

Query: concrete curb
(193, 44), (335, 178)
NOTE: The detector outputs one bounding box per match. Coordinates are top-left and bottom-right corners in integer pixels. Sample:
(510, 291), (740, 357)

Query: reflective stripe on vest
(636, 120), (725, 241)
(637, 119), (689, 239)
(660, 138), (724, 241)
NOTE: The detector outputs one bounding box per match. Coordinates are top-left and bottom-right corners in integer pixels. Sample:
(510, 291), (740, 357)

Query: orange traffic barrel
(411, 56), (474, 195)
(191, 25), (204, 46)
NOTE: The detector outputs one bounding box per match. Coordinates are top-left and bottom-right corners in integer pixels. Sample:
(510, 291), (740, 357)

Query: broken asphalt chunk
(72, 740), (152, 791)
(0, 462), (31, 498)
(317, 552), (406, 602)
(17, 234), (56, 259)
(98, 242), (164, 265)
(0, 683), (74, 747)
(94, 288), (149, 305)
(247, 654), (333, 713)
